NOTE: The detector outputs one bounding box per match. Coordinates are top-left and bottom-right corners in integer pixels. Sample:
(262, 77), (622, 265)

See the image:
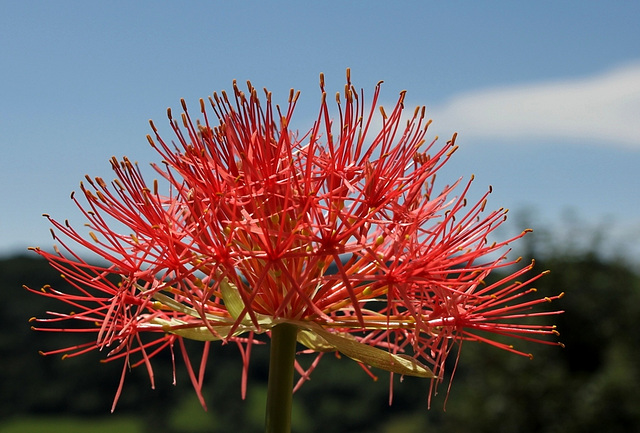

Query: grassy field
(0, 416), (143, 433)
(0, 394), (223, 433)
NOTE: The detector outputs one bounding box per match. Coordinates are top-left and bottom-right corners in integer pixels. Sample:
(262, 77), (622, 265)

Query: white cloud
(426, 62), (640, 149)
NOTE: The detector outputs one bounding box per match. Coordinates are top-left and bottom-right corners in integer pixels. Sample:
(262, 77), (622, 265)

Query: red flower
(27, 69), (563, 411)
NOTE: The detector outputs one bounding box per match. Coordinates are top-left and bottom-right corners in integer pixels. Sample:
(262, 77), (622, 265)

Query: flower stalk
(265, 323), (298, 433)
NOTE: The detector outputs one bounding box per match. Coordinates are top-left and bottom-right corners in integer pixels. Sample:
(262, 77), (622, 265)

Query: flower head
(27, 69), (563, 411)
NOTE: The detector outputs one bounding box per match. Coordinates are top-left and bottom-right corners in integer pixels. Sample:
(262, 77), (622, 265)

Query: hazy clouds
(427, 63), (640, 149)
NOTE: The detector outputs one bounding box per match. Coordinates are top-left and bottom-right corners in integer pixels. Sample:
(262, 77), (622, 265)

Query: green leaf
(150, 317), (226, 341)
(219, 279), (276, 329)
(150, 317), (258, 341)
(220, 279), (247, 322)
(298, 322), (437, 378)
(297, 328), (339, 352)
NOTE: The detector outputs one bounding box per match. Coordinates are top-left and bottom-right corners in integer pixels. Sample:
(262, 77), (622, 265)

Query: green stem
(265, 323), (298, 433)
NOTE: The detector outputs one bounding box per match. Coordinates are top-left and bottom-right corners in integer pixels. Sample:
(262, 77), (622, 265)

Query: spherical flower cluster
(27, 70), (563, 411)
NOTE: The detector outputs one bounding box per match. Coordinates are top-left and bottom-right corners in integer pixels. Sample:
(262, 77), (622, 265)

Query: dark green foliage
(2, 247), (639, 432)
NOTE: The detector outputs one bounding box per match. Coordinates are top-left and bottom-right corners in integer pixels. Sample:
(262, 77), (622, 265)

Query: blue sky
(1, 1), (639, 260)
